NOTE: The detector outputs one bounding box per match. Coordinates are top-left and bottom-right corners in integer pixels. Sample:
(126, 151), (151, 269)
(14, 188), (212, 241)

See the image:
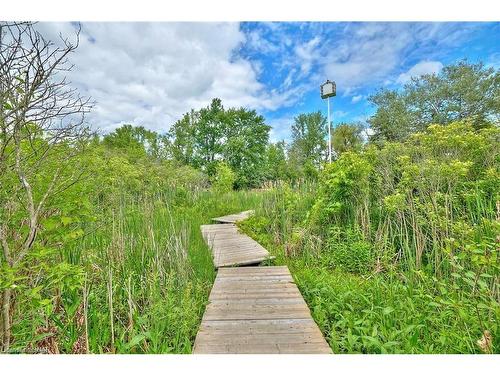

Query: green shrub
(310, 121), (499, 276)
(241, 120), (500, 354)
(323, 229), (373, 274)
(210, 162), (236, 194)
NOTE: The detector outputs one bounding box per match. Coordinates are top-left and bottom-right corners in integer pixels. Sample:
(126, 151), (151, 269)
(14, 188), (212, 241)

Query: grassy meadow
(9, 187), (264, 353)
(238, 122), (499, 354)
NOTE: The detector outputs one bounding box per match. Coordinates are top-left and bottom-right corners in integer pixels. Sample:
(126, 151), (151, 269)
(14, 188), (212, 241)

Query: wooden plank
(212, 210), (254, 224)
(201, 223), (272, 268)
(195, 333), (327, 345)
(193, 342), (333, 354)
(209, 293), (304, 301)
(193, 266), (332, 354)
(198, 319), (321, 334)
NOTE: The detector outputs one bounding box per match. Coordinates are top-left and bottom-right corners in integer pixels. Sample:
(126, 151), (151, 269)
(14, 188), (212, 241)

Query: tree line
(102, 60), (498, 189)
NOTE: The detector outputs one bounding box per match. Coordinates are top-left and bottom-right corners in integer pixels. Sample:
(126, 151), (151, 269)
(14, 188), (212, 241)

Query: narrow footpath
(193, 211), (332, 354)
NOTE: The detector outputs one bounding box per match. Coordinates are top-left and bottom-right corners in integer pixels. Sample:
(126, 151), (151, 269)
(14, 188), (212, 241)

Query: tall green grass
(239, 167), (499, 354)
(10, 188), (264, 353)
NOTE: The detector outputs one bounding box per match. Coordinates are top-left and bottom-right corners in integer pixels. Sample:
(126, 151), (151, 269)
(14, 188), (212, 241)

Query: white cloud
(486, 52), (500, 69)
(361, 126), (375, 142)
(295, 36), (321, 75)
(283, 69), (295, 89)
(397, 60), (443, 83)
(267, 116), (295, 142)
(332, 110), (348, 119)
(351, 94), (363, 103)
(323, 24), (413, 92)
(247, 30), (280, 54)
(320, 23), (467, 94)
(33, 22), (289, 134)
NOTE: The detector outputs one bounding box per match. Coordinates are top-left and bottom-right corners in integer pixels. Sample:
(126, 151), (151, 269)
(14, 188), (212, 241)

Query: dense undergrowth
(2, 119), (498, 354)
(7, 187), (263, 353)
(1, 131), (265, 353)
(239, 121), (499, 354)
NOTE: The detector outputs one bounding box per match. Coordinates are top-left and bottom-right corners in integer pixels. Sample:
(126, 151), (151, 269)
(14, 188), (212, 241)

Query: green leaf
(125, 334), (147, 350)
(61, 216), (72, 226)
(382, 307), (395, 315)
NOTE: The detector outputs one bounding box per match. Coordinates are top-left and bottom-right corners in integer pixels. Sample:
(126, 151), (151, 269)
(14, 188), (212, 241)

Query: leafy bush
(310, 121), (499, 276)
(210, 162), (236, 194)
(240, 120), (499, 354)
(324, 227), (373, 274)
(295, 265), (499, 353)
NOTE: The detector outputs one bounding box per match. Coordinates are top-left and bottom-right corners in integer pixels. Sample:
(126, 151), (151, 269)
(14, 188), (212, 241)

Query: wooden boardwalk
(193, 266), (332, 354)
(201, 223), (272, 268)
(212, 210), (254, 224)
(194, 211), (332, 354)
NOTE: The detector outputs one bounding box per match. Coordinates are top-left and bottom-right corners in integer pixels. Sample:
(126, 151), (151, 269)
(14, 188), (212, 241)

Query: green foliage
(1, 114), (264, 353)
(223, 107), (270, 188)
(295, 266), (499, 353)
(310, 151), (371, 226)
(368, 89), (415, 142)
(168, 98), (270, 188)
(5, 183), (262, 353)
(324, 227), (373, 274)
(264, 141), (289, 181)
(311, 121), (499, 275)
(211, 162), (236, 194)
(288, 111), (328, 177)
(369, 61), (500, 142)
(331, 123), (364, 156)
(239, 120), (499, 354)
(103, 124), (170, 161)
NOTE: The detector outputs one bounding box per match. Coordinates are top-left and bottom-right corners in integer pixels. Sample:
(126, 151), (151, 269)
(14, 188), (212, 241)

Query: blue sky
(36, 22), (500, 142)
(238, 22), (500, 140)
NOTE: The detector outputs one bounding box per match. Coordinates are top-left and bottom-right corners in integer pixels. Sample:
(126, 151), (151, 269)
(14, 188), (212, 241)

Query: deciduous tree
(0, 22), (92, 351)
(331, 123), (364, 156)
(369, 61), (500, 143)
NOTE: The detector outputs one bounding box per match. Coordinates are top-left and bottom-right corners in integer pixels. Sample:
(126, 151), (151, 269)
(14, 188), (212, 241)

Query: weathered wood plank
(193, 266), (332, 354)
(193, 342), (333, 354)
(212, 210), (254, 224)
(201, 223), (272, 268)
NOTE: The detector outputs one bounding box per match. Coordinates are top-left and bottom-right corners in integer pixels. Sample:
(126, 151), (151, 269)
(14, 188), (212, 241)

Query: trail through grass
(10, 189), (264, 353)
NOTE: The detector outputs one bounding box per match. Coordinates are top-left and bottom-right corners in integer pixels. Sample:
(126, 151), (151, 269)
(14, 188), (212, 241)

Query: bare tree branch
(0, 21), (93, 352)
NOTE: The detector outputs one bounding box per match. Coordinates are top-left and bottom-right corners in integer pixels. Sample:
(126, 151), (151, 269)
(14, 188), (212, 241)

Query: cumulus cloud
(397, 60), (443, 83)
(34, 22), (289, 133)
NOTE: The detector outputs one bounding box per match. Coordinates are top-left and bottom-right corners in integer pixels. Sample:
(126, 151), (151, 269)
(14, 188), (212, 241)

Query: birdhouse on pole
(320, 80), (336, 99)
